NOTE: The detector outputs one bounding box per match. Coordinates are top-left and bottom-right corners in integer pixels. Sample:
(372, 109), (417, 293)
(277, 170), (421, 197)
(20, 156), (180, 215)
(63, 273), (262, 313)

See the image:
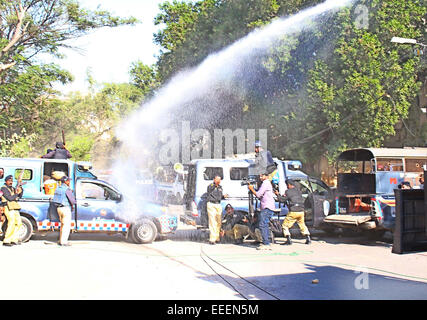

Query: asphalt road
(0, 226), (426, 300)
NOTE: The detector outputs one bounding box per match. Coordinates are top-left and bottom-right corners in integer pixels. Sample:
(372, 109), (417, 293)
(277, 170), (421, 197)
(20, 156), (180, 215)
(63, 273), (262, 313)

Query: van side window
(203, 167), (223, 180)
(376, 158), (403, 172)
(230, 167), (248, 180)
(14, 169), (33, 180)
(405, 159), (426, 173)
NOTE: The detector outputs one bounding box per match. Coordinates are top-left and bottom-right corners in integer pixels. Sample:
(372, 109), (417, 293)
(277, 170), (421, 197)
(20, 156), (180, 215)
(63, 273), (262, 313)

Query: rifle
(62, 129), (66, 147)
(16, 168), (26, 190)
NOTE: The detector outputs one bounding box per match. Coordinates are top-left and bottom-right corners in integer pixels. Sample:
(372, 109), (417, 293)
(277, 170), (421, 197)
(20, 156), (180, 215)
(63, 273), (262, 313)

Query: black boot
(305, 235), (311, 245)
(283, 235), (292, 245)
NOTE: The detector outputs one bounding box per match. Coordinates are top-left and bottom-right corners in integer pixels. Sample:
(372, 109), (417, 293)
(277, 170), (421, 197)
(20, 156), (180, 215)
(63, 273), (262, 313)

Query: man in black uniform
(254, 141), (276, 176)
(275, 179), (311, 245)
(42, 142), (72, 159)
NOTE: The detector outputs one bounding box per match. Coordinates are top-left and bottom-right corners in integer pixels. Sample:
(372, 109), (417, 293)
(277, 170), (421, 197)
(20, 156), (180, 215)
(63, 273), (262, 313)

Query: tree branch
(1, 5), (28, 54)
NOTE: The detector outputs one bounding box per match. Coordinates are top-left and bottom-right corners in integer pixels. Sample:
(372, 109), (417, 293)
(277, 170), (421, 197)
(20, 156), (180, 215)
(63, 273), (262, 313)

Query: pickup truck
(0, 158), (178, 244)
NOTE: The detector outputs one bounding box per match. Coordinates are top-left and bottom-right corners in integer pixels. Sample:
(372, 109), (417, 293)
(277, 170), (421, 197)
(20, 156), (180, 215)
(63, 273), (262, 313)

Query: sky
(54, 0), (166, 94)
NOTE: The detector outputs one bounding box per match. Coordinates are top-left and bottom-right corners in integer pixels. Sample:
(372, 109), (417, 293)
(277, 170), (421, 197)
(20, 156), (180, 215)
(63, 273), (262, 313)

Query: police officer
(206, 175), (227, 245)
(275, 179), (311, 245)
(1, 175), (24, 246)
(254, 141), (276, 176)
(42, 142), (72, 159)
(52, 176), (76, 246)
(221, 204), (262, 244)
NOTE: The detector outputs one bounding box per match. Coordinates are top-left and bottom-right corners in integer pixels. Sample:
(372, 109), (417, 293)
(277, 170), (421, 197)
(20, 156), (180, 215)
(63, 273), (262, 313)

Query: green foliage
(0, 129), (35, 158)
(296, 0), (425, 164)
(33, 81), (144, 161)
(129, 61), (160, 96)
(0, 0), (138, 156)
(154, 0), (294, 81)
(67, 134), (95, 161)
(152, 0), (426, 168)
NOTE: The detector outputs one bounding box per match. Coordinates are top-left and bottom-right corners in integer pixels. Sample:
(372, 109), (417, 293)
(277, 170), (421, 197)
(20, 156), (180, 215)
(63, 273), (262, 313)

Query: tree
(129, 61), (159, 97)
(0, 0), (137, 75)
(0, 0), (138, 155)
(31, 82), (144, 162)
(292, 0), (426, 165)
(151, 0), (426, 171)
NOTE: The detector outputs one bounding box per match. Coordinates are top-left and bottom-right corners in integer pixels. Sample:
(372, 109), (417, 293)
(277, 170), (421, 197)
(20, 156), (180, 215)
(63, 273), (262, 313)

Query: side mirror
(116, 194), (123, 202)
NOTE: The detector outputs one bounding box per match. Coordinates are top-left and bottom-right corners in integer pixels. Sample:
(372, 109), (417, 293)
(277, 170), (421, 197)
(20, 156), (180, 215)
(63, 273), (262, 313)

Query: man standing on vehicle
(206, 175), (227, 245)
(276, 179), (311, 245)
(254, 141), (276, 177)
(1, 175), (24, 246)
(42, 142), (72, 159)
(52, 176), (75, 246)
(248, 172), (275, 250)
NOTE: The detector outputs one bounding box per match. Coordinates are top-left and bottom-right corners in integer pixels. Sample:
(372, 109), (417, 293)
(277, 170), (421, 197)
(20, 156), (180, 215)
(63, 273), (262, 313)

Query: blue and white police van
(183, 157), (333, 232)
(0, 157), (178, 244)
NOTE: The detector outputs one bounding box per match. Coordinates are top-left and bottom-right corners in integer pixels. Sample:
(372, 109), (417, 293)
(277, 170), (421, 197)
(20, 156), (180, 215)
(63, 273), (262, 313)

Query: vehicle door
(307, 177), (332, 227)
(293, 179), (314, 224)
(75, 180), (123, 231)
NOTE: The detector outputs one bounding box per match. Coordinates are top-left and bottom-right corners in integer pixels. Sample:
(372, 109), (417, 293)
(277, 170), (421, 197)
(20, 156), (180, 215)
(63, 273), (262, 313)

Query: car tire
(130, 218), (158, 244)
(1, 215), (33, 243)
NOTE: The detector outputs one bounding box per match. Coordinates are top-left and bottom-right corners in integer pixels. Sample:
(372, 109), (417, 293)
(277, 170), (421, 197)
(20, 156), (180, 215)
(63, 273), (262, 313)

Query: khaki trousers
(57, 206), (72, 245)
(3, 208), (22, 244)
(207, 202), (222, 242)
(282, 211), (310, 237)
(225, 224), (262, 242)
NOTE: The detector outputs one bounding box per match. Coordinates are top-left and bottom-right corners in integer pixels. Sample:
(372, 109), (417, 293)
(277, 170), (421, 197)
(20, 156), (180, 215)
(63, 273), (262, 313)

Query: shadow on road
(197, 263), (427, 300)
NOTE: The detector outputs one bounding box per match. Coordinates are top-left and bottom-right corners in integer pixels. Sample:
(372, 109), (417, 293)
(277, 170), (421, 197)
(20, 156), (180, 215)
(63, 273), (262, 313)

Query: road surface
(1, 227), (426, 300)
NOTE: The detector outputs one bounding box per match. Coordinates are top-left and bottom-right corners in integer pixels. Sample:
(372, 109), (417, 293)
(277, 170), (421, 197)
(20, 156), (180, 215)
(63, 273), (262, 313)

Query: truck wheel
(17, 216), (33, 243)
(1, 215), (33, 243)
(131, 219), (158, 244)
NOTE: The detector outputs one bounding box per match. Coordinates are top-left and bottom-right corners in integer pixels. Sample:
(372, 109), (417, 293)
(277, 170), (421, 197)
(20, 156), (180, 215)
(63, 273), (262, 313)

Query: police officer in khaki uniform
(276, 179), (311, 245)
(52, 176), (76, 246)
(206, 175), (227, 245)
(221, 204), (262, 244)
(1, 175), (24, 246)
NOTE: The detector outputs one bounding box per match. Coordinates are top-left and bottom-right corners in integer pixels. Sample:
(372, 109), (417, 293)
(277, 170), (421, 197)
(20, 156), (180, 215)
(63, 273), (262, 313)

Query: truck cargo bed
(323, 214), (372, 226)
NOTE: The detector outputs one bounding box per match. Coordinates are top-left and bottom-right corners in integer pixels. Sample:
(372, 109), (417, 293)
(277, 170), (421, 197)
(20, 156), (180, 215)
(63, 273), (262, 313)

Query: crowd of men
(205, 174), (311, 250)
(0, 140), (424, 248)
(0, 142), (74, 247)
(205, 141), (311, 250)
